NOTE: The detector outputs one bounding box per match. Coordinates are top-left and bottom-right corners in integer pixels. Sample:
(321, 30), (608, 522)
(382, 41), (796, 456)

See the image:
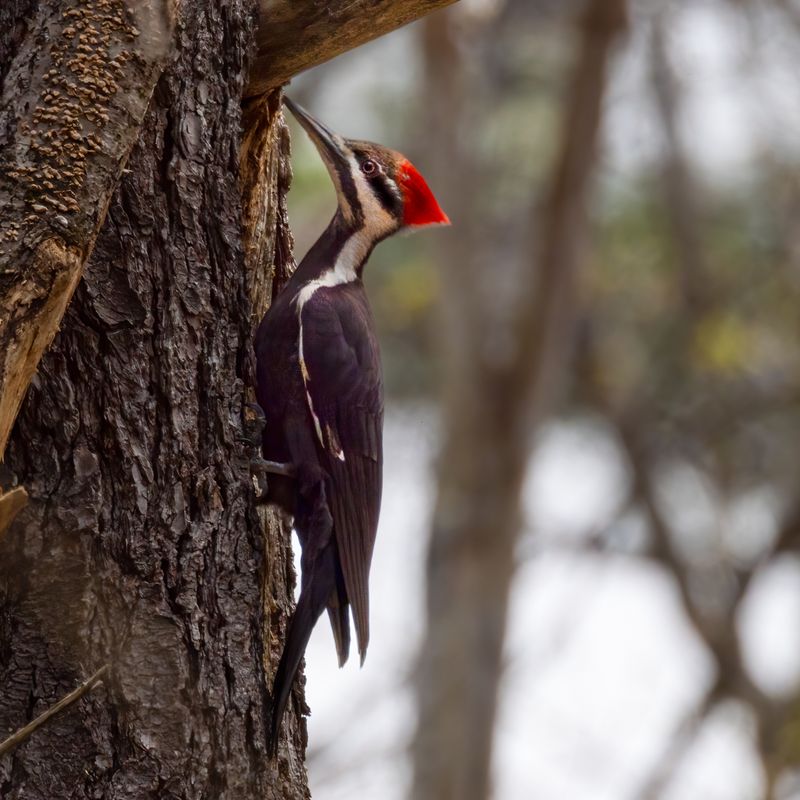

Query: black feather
(268, 542), (338, 758)
(255, 213), (385, 756)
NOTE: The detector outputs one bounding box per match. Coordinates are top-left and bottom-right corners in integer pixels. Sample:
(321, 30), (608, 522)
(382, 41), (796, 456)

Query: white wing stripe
(297, 313), (325, 449)
(296, 250), (368, 459)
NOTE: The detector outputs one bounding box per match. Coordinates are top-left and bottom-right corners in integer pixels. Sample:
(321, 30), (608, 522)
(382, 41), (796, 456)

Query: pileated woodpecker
(254, 97), (448, 754)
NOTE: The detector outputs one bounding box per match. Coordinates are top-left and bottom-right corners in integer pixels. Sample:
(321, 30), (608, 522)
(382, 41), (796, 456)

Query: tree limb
(248, 0), (458, 96)
(0, 0), (175, 461)
(512, 0), (629, 421)
(0, 665), (109, 759)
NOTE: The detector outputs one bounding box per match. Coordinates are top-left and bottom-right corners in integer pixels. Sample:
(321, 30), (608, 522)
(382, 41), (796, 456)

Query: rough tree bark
(412, 2), (628, 798)
(0, 0), (174, 533)
(0, 1), (310, 797)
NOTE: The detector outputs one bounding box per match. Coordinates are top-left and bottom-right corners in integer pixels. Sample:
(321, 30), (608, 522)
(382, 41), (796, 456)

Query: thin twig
(0, 486), (28, 542)
(0, 664), (109, 758)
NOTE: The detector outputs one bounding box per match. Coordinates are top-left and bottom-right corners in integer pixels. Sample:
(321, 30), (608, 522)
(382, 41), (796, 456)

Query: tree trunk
(0, 1), (308, 797)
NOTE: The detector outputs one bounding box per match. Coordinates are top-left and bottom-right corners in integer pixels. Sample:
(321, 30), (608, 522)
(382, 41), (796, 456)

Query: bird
(253, 96), (449, 755)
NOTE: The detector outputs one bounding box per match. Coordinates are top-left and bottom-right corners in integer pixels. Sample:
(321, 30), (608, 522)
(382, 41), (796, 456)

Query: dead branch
(0, 665), (109, 759)
(248, 0), (458, 96)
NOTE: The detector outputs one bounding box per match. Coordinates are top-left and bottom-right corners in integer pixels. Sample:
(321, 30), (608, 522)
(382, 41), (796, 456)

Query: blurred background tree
(288, 0), (800, 798)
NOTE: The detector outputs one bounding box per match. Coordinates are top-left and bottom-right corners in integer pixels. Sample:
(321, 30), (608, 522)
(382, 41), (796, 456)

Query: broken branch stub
(248, 0), (458, 95)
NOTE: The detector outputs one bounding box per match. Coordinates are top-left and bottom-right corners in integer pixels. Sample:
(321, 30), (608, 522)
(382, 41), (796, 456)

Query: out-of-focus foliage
(589, 176), (800, 483)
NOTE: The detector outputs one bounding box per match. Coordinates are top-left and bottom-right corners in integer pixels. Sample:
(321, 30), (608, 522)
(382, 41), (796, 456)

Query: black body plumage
(255, 98), (447, 756)
(256, 225), (383, 754)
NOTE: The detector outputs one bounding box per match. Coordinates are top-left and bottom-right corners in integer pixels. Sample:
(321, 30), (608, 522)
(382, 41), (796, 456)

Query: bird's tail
(326, 548), (351, 668)
(268, 543), (337, 757)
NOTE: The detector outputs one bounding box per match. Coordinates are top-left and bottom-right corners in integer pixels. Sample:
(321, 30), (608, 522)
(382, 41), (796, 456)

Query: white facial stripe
(349, 155), (396, 240)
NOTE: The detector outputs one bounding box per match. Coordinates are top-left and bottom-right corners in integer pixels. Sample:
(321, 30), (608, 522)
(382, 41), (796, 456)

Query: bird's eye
(361, 159), (378, 176)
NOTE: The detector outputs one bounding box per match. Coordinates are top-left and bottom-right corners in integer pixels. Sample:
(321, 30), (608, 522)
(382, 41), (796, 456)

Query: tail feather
(326, 556), (351, 668)
(268, 544), (336, 757)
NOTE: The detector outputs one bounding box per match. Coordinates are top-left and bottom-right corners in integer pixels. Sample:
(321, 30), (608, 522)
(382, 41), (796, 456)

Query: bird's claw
(250, 457), (296, 478)
(250, 457), (270, 500)
(249, 457), (297, 501)
(239, 402), (267, 447)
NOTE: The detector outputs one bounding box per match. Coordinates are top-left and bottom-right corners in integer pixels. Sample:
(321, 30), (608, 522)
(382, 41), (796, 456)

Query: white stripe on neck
(295, 228), (371, 311)
(295, 227), (370, 455)
(295, 154), (397, 311)
(294, 156), (397, 457)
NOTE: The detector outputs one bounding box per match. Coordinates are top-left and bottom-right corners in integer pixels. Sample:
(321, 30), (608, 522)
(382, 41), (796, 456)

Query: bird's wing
(298, 285), (383, 661)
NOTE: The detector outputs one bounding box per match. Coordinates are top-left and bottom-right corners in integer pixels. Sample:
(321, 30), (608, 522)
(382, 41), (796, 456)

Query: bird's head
(284, 97), (449, 242)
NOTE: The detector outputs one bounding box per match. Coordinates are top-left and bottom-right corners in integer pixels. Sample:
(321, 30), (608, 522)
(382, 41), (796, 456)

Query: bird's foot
(250, 458), (270, 501)
(239, 402), (266, 448)
(249, 457), (297, 502)
(250, 457), (296, 478)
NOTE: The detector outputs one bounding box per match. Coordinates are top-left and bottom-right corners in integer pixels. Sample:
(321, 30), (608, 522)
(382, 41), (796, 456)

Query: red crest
(397, 160), (450, 228)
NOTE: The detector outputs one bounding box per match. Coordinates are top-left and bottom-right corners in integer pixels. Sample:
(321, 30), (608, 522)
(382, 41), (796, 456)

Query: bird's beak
(283, 97), (349, 174)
